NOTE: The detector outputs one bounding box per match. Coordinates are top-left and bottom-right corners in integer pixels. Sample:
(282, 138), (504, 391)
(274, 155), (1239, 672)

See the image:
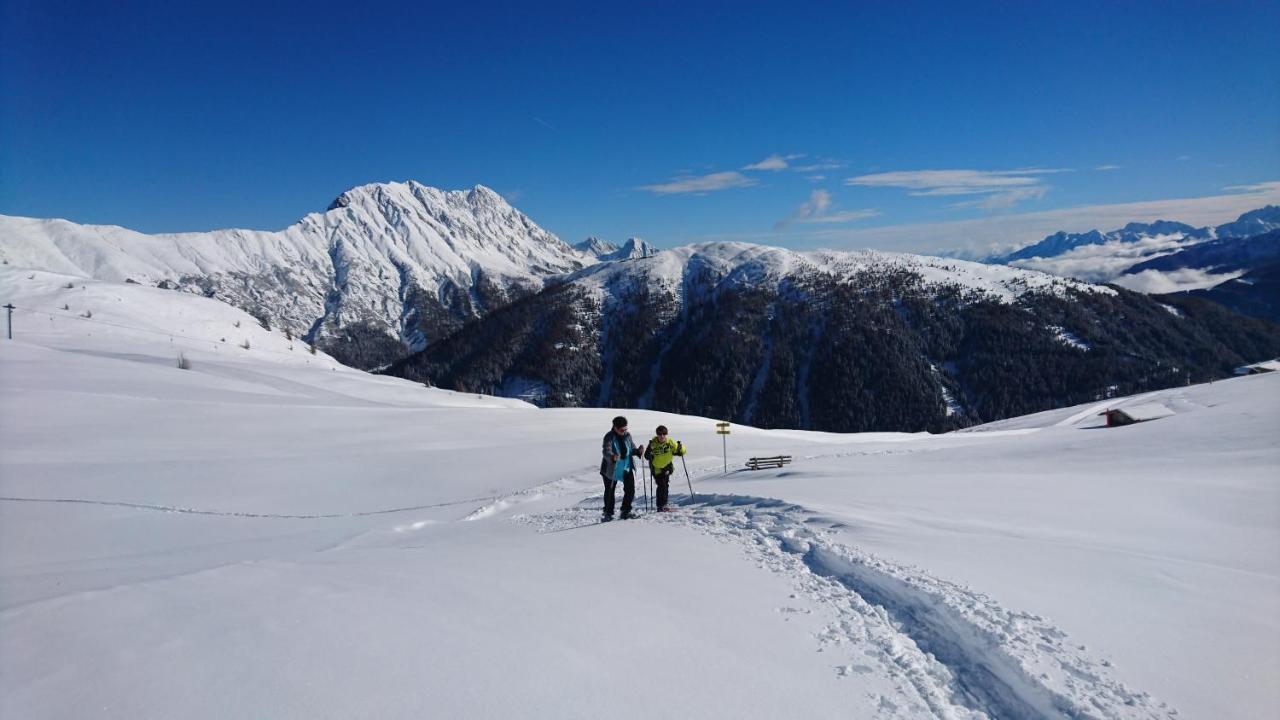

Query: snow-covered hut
(1234, 359), (1280, 376)
(1099, 402), (1175, 427)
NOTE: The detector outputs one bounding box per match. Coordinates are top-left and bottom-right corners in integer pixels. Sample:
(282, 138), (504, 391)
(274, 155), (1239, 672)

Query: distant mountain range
(4, 182), (1279, 432)
(989, 206), (1280, 268)
(573, 236), (657, 262)
(986, 206), (1280, 324)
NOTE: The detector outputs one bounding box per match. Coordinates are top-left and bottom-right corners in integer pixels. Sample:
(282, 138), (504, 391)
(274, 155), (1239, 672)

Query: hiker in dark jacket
(600, 415), (644, 520)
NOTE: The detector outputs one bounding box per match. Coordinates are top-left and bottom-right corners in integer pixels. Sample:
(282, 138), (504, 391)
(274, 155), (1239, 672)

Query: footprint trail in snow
(515, 493), (1178, 720)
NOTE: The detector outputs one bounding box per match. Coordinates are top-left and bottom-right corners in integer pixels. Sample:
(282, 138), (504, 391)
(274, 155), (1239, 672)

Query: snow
(2, 271), (1278, 719)
(1048, 325), (1092, 351)
(930, 361), (964, 416)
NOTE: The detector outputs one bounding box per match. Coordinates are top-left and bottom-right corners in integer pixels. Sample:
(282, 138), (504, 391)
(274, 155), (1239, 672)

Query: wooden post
(716, 422), (730, 474)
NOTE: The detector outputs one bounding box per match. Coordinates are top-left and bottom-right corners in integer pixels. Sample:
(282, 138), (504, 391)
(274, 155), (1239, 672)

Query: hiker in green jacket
(643, 425), (686, 512)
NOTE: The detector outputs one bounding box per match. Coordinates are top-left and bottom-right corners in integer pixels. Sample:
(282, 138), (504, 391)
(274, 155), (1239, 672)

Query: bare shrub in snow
(177, 353), (191, 370)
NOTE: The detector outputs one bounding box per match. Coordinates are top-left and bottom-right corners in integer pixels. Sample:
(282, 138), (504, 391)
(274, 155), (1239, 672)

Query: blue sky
(2, 0), (1277, 256)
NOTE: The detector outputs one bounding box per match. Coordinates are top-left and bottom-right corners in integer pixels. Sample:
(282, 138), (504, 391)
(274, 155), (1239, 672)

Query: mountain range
(387, 240), (1280, 431)
(0, 182), (640, 368)
(990, 206), (1280, 267)
(3, 182), (1278, 431)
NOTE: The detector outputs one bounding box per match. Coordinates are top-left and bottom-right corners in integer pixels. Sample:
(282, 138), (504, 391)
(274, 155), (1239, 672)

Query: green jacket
(645, 437), (686, 472)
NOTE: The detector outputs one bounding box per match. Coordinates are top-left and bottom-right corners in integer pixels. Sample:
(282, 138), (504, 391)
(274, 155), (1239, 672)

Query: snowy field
(1, 268), (1277, 719)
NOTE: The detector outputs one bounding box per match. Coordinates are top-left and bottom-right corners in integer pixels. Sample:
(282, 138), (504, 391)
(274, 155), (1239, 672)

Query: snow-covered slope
(0, 181), (593, 367)
(0, 266), (529, 408)
(2, 267), (1277, 719)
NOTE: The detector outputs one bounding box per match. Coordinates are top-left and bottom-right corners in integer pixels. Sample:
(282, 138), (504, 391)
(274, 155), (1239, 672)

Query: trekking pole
(642, 458), (651, 512)
(679, 455), (695, 503)
(646, 458), (653, 512)
(648, 459), (655, 512)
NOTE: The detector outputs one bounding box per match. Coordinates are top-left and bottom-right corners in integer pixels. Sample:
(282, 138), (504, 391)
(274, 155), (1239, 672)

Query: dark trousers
(654, 466), (673, 508)
(602, 470), (635, 517)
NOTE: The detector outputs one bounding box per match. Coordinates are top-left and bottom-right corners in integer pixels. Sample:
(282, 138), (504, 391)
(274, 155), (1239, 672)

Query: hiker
(600, 416), (644, 521)
(644, 425), (686, 512)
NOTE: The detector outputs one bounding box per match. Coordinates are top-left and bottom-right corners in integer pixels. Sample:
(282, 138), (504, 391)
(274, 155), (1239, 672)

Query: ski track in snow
(0, 495), (499, 519)
(461, 472), (601, 521)
(496, 463), (1177, 720)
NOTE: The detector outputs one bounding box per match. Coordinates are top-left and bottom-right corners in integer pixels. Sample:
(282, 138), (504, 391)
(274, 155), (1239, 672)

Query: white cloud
(792, 160), (845, 172)
(795, 180), (1280, 257)
(1010, 234), (1199, 282)
(639, 171), (758, 195)
(1095, 164), (1121, 171)
(845, 167), (1069, 209)
(1111, 268), (1245, 293)
(744, 153), (804, 171)
(803, 209), (882, 224)
(775, 190), (879, 231)
(805, 175), (826, 182)
(1225, 180), (1280, 194)
(952, 186), (1048, 210)
(799, 189), (832, 216)
(847, 168), (1065, 194)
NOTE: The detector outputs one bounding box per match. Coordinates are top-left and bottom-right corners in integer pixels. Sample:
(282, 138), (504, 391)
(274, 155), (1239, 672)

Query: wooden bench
(745, 455), (792, 470)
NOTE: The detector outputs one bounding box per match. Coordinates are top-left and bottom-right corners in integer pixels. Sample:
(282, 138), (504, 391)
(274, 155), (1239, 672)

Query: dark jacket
(600, 430), (641, 481)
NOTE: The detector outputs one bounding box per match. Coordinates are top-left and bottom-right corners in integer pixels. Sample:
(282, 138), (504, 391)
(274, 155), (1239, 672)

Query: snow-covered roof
(1102, 402), (1176, 422)
(1234, 359), (1280, 375)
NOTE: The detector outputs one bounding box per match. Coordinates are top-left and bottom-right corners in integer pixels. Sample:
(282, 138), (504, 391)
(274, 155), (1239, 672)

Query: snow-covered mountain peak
(326, 180), (519, 224)
(465, 183), (507, 206)
(0, 180), (592, 368)
(573, 236), (618, 256)
(1215, 204), (1280, 238)
(617, 237), (656, 259)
